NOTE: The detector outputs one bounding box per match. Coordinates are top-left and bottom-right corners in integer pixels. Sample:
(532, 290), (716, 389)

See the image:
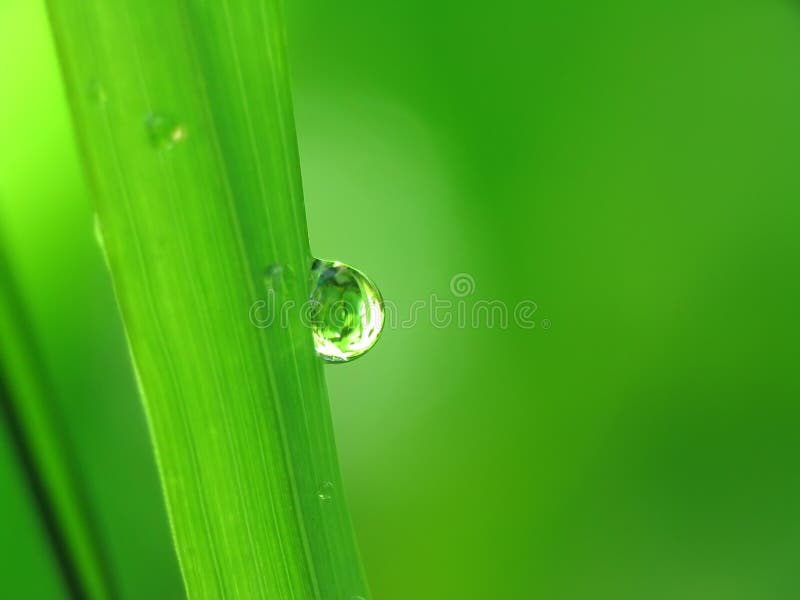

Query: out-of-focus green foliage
(1, 227), (115, 598)
(0, 422), (65, 598)
(290, 1), (800, 598)
(1, 1), (182, 598)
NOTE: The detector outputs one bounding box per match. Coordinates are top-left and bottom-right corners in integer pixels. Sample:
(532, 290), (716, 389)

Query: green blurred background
(2, 0), (800, 598)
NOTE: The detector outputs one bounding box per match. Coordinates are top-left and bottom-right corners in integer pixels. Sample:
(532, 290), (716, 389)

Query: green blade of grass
(45, 1), (369, 598)
(0, 227), (115, 600)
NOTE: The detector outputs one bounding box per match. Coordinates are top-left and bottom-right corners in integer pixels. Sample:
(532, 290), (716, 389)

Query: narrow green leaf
(45, 1), (369, 598)
(0, 229), (115, 600)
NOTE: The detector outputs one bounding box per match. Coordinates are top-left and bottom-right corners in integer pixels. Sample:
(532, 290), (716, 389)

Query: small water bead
(309, 259), (384, 363)
(264, 262), (295, 294)
(317, 481), (334, 502)
(144, 112), (187, 150)
(87, 80), (108, 105)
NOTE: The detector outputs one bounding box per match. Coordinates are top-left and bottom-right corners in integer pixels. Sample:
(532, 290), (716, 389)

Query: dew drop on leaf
(88, 80), (108, 105)
(144, 112), (187, 150)
(264, 262), (294, 293)
(309, 259), (384, 363)
(317, 481), (334, 502)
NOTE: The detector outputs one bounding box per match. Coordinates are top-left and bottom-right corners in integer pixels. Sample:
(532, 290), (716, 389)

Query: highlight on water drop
(309, 258), (384, 363)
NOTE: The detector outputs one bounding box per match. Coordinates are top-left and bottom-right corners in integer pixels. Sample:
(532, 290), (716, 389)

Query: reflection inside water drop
(309, 259), (384, 363)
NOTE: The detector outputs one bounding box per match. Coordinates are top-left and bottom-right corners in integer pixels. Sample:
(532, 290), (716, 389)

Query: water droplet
(144, 112), (187, 150)
(317, 481), (334, 502)
(88, 80), (108, 105)
(309, 259), (384, 363)
(264, 263), (295, 293)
